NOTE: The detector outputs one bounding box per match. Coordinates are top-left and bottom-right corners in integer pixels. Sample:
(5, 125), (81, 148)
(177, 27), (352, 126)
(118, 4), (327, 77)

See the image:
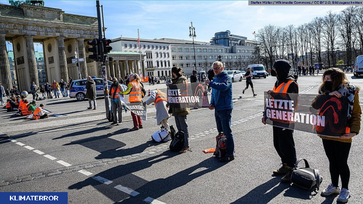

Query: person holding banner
(168, 67), (190, 153)
(312, 68), (361, 203)
(262, 59), (299, 183)
(110, 77), (125, 125)
(121, 74), (143, 131)
(205, 61), (234, 162)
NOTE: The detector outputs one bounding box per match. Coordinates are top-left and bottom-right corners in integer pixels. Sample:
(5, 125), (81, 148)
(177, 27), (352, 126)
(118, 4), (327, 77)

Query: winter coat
(169, 76), (190, 116)
(209, 71), (233, 111)
(146, 90), (170, 125)
(86, 79), (96, 100)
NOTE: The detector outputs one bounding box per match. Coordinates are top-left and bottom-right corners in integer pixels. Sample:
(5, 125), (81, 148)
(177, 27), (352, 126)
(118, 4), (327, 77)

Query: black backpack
(169, 130), (184, 152)
(291, 159), (323, 191)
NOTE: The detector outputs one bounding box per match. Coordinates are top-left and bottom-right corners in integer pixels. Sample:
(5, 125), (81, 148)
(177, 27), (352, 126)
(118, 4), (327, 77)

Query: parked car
(69, 78), (113, 101)
(227, 70), (243, 82)
(247, 64), (267, 79)
(354, 55), (363, 77)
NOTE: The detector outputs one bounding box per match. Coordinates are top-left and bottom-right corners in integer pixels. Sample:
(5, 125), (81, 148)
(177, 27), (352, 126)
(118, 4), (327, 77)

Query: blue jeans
(53, 89), (59, 98)
(215, 109), (234, 156)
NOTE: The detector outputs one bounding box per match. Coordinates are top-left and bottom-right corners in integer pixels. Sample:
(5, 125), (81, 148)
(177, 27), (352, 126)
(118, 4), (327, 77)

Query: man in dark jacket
(205, 61), (234, 162)
(86, 76), (97, 110)
(262, 59), (299, 183)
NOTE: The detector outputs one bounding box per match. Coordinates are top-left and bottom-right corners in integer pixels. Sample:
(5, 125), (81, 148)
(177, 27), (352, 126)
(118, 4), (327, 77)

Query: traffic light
(88, 38), (100, 61)
(103, 38), (112, 55)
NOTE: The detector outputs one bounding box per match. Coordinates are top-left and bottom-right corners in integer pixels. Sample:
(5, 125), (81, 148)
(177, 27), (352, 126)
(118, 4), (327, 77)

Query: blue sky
(1, 1), (348, 42)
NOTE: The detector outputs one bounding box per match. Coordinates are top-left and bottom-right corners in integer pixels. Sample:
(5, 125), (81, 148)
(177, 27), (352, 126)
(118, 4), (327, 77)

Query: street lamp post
(189, 21), (197, 71)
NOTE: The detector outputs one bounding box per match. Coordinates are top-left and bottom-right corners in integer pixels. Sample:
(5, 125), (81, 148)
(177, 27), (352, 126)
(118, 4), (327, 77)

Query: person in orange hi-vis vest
(20, 99), (32, 116)
(121, 73), (143, 131)
(262, 59), (299, 183)
(145, 89), (170, 131)
(110, 77), (125, 125)
(33, 104), (48, 120)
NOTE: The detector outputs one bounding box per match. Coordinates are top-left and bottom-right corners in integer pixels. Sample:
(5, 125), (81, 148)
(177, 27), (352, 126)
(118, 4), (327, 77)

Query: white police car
(69, 78), (113, 101)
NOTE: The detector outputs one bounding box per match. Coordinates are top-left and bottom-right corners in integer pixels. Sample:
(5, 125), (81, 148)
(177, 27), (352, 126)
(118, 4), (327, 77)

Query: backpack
(151, 127), (171, 143)
(214, 133), (227, 158)
(169, 130), (184, 152)
(291, 159), (323, 190)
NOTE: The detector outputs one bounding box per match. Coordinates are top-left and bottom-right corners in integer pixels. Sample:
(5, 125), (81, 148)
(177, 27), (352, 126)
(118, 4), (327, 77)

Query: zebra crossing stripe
(114, 185), (140, 196)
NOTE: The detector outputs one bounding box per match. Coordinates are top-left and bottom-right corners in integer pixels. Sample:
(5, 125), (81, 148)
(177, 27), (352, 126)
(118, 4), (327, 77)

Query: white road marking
(33, 150), (45, 155)
(24, 145), (34, 150)
(92, 176), (113, 185)
(144, 197), (166, 204)
(57, 160), (71, 167)
(11, 140), (17, 142)
(114, 185), (140, 196)
(44, 154), (57, 160)
(16, 142), (25, 146)
(78, 170), (92, 176)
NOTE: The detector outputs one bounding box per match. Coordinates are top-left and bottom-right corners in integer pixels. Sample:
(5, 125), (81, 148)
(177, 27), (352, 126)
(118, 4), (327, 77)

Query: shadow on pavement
(69, 153), (224, 203)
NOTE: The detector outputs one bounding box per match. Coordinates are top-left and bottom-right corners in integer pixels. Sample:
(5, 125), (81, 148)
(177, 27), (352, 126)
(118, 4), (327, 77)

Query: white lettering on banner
(266, 109), (325, 127)
(168, 96), (200, 104)
(13, 195), (59, 201)
(168, 89), (181, 96)
(265, 99), (294, 110)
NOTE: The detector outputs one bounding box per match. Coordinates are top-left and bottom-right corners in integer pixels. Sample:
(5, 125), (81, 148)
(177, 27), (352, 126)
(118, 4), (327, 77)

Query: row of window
(171, 48), (253, 53)
(145, 52), (170, 59)
(146, 60), (171, 68)
(172, 55), (255, 60)
(124, 44), (169, 50)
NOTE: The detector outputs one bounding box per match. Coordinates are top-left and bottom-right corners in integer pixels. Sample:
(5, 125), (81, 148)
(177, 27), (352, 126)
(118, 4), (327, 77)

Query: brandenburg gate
(0, 3), (143, 92)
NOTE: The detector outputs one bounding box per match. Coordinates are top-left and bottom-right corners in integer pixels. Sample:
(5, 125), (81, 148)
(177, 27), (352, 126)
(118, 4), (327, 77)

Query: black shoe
(139, 126), (143, 129)
(129, 127), (139, 131)
(273, 163), (291, 176)
(220, 155), (234, 162)
(253, 94), (257, 97)
(242, 90), (245, 94)
(111, 121), (117, 125)
(281, 170), (293, 183)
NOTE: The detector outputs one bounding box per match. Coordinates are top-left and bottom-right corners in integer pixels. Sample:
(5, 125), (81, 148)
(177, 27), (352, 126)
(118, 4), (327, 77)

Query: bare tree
(338, 6), (355, 66)
(256, 24), (280, 69)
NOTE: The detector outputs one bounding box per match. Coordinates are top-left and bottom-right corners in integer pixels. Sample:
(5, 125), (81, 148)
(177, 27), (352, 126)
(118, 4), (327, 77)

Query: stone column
(0, 34), (12, 90)
(77, 39), (88, 78)
(25, 36), (39, 88)
(126, 60), (130, 74)
(57, 37), (68, 81)
(116, 60), (121, 80)
(108, 60), (114, 78)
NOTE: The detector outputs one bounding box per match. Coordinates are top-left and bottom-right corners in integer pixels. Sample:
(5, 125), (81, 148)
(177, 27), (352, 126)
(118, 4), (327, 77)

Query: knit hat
(273, 59), (291, 82)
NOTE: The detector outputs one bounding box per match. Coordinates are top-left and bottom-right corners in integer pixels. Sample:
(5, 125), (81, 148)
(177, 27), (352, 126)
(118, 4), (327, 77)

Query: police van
(69, 78), (112, 101)
(247, 64), (267, 79)
(354, 55), (363, 77)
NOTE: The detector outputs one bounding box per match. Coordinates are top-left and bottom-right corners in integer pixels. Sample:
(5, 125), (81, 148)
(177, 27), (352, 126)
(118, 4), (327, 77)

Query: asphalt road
(1, 73), (363, 204)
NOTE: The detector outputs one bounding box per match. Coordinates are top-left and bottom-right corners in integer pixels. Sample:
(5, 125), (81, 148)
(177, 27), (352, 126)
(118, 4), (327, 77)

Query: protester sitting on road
(27, 100), (36, 113)
(6, 97), (17, 112)
(145, 89), (170, 131)
(20, 99), (32, 116)
(33, 104), (48, 120)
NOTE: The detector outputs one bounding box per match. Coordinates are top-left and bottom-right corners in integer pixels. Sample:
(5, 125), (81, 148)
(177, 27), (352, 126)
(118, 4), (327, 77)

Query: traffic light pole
(96, 0), (110, 120)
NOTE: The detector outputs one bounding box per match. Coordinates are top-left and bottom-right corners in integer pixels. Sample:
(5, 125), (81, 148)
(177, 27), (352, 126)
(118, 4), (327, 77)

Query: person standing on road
(0, 82), (5, 106)
(30, 82), (37, 100)
(110, 77), (124, 125)
(52, 80), (60, 98)
(312, 68), (361, 203)
(59, 79), (67, 97)
(242, 67), (257, 97)
(86, 76), (97, 110)
(205, 61), (234, 162)
(262, 59), (299, 183)
(168, 67), (190, 153)
(45, 82), (51, 99)
(121, 74), (143, 131)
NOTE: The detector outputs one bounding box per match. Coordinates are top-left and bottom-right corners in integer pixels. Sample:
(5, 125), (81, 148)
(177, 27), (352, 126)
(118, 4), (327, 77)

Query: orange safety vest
(273, 80), (294, 93)
(270, 80), (298, 124)
(18, 100), (24, 110)
(129, 81), (142, 103)
(21, 103), (32, 115)
(33, 107), (42, 120)
(155, 89), (167, 105)
(110, 85), (121, 99)
(6, 101), (11, 108)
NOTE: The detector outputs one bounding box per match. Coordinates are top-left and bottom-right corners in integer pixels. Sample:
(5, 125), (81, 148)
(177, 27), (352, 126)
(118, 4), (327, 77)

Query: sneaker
(242, 90), (245, 94)
(337, 188), (350, 203)
(281, 170), (293, 183)
(128, 127), (139, 131)
(220, 155), (234, 162)
(139, 126), (143, 129)
(321, 184), (340, 196)
(111, 121), (117, 125)
(87, 107), (92, 109)
(273, 163), (291, 176)
(93, 108), (97, 110)
(253, 94), (257, 97)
